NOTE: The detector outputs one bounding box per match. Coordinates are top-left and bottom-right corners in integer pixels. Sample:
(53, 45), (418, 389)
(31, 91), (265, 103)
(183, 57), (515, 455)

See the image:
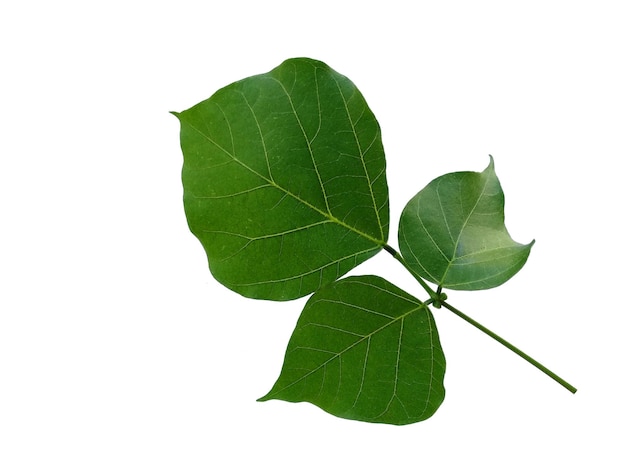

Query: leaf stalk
(441, 300), (577, 394)
(385, 244), (437, 299)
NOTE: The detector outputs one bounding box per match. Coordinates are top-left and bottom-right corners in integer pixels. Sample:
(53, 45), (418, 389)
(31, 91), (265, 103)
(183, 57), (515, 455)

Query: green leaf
(174, 58), (389, 300)
(258, 275), (446, 425)
(399, 157), (534, 290)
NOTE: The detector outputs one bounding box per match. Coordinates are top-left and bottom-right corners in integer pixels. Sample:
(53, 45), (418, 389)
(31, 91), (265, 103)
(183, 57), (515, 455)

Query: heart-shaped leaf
(258, 275), (446, 425)
(174, 58), (389, 300)
(398, 157), (534, 290)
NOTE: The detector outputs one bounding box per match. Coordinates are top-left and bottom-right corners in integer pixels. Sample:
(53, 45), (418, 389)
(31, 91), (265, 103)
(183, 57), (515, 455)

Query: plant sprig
(174, 57), (576, 425)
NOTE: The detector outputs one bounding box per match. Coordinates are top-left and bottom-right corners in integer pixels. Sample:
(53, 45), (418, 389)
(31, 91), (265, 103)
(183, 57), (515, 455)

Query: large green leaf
(399, 157), (534, 290)
(258, 275), (446, 425)
(174, 58), (389, 300)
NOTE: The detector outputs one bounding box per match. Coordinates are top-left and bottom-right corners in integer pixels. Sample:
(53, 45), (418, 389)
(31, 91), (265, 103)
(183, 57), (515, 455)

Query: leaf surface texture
(175, 58), (389, 300)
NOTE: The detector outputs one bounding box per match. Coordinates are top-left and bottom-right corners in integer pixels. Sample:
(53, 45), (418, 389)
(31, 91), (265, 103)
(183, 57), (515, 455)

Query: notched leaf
(175, 58), (389, 300)
(258, 275), (446, 425)
(398, 157), (534, 290)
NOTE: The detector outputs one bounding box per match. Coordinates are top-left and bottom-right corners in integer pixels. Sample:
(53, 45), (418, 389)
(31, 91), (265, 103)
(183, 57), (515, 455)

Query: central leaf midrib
(184, 119), (386, 248)
(264, 303), (427, 400)
(438, 172), (492, 285)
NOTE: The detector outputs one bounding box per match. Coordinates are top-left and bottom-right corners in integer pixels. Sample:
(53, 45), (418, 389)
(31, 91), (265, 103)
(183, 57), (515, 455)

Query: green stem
(441, 300), (577, 394)
(384, 244), (437, 298)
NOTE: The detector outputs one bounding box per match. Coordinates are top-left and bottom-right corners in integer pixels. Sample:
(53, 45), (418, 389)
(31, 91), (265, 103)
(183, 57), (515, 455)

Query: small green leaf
(398, 157), (534, 290)
(174, 58), (389, 300)
(258, 275), (446, 425)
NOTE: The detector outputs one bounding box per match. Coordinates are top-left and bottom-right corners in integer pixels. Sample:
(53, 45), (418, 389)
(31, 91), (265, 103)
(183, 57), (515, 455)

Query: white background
(1, 1), (625, 468)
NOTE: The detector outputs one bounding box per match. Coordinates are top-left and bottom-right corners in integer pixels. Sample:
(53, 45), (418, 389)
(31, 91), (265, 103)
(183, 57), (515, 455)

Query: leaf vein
(268, 304), (426, 400)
